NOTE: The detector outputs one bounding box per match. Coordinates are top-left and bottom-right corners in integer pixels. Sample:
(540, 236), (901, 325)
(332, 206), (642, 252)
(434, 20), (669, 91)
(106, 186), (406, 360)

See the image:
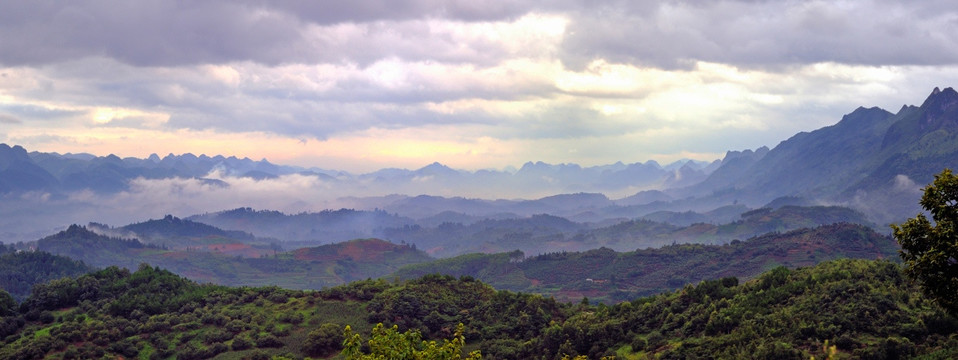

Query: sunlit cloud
(0, 1), (956, 173)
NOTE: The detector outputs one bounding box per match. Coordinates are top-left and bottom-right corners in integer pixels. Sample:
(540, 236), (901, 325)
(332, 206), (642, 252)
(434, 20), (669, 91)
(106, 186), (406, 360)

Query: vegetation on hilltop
(395, 222), (898, 302)
(35, 225), (432, 290)
(382, 205), (875, 256)
(0, 245), (95, 301)
(117, 214), (258, 247)
(0, 258), (954, 359)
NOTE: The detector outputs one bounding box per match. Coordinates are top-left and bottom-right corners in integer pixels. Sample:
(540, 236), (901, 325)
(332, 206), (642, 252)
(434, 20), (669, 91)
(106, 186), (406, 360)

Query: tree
(0, 290), (16, 316)
(892, 168), (958, 315)
(302, 322), (343, 357)
(342, 323), (481, 360)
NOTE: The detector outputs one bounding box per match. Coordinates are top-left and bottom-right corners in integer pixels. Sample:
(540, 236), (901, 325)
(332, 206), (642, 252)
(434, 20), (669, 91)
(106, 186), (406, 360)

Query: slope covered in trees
(380, 205), (875, 256)
(395, 223), (899, 302)
(35, 225), (432, 289)
(0, 259), (954, 359)
(0, 246), (95, 301)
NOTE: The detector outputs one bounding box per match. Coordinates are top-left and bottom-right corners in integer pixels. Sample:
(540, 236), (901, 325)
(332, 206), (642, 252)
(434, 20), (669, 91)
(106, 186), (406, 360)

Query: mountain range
(19, 211), (892, 303)
(680, 87), (958, 223)
(0, 143), (714, 198)
(1, 87), (957, 243)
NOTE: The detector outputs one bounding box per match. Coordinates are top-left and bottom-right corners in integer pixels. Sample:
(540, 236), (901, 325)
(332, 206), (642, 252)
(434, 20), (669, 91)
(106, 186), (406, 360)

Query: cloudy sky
(2, 0), (958, 172)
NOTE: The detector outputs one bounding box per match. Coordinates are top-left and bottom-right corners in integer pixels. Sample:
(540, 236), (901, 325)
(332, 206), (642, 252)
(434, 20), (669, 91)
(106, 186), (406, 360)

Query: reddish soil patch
(293, 239), (403, 262)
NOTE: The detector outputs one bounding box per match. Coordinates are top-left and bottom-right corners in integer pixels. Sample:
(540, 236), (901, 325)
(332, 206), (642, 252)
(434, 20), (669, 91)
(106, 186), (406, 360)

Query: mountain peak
(917, 86), (958, 128)
(921, 86), (957, 106)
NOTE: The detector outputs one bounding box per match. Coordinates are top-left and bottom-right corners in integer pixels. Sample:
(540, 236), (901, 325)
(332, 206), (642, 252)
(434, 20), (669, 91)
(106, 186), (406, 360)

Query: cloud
(0, 113), (21, 124)
(2, 0), (958, 175)
(3, 1), (955, 70)
(558, 0), (958, 69)
(0, 1), (556, 68)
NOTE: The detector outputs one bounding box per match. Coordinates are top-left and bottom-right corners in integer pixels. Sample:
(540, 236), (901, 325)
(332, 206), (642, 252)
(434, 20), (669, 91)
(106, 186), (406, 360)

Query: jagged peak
(897, 104), (917, 115)
(920, 86), (958, 109)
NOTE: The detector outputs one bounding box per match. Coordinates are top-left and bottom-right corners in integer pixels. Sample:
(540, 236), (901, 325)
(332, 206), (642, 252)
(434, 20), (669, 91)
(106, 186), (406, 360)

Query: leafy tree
(0, 290), (16, 316)
(892, 169), (958, 315)
(303, 322), (344, 357)
(342, 323), (481, 360)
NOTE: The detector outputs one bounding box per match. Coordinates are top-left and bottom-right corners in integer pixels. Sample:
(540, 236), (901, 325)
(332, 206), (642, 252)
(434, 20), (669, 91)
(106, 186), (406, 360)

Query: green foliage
(0, 290), (15, 316)
(302, 322), (344, 357)
(1, 254), (955, 359)
(342, 323), (481, 360)
(534, 259), (957, 359)
(396, 223), (898, 303)
(0, 250), (95, 301)
(893, 168), (958, 316)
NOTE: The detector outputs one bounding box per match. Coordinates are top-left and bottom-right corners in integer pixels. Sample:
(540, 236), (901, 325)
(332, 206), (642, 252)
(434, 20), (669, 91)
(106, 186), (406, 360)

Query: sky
(2, 0), (958, 173)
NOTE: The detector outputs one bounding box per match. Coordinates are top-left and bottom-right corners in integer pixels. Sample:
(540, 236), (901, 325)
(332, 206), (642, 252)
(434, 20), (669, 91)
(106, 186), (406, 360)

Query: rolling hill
(34, 225), (433, 289)
(394, 222), (899, 303)
(0, 258), (953, 359)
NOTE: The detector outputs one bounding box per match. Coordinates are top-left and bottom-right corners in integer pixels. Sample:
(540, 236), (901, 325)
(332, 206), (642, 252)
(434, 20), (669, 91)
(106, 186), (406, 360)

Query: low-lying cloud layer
(2, 1), (958, 171)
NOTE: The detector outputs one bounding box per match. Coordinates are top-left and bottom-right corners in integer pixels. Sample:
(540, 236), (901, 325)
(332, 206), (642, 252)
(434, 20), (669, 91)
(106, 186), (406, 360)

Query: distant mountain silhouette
(682, 87), (958, 224)
(0, 146), (308, 194)
(1, 87), (956, 234)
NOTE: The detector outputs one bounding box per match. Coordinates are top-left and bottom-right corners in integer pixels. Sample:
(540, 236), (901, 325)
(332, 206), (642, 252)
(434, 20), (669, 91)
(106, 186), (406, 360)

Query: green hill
(0, 259), (954, 359)
(395, 222), (898, 302)
(118, 214), (258, 248)
(0, 248), (95, 301)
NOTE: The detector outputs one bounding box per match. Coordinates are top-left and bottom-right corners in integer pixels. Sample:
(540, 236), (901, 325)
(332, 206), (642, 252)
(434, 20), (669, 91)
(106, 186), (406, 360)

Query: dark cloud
(0, 0), (541, 68)
(4, 1), (955, 69)
(558, 0), (958, 69)
(274, 0), (538, 24)
(0, 1), (306, 66)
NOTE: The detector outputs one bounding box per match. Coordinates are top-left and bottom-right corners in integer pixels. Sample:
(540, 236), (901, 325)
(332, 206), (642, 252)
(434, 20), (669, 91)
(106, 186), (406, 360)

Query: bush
(302, 323), (344, 357)
(630, 335), (647, 352)
(646, 331), (665, 351)
(256, 334), (283, 348)
(231, 335), (252, 351)
(39, 311), (55, 324)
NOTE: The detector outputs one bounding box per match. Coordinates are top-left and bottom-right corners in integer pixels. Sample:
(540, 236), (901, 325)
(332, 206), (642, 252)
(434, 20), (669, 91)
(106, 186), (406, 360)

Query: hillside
(188, 207), (417, 245)
(0, 259), (954, 359)
(381, 205), (876, 257)
(119, 215), (257, 244)
(394, 222), (899, 302)
(35, 225), (433, 289)
(0, 246), (95, 301)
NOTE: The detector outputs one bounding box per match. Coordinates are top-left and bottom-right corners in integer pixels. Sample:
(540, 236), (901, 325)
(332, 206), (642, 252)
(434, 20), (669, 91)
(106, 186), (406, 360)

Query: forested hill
(117, 214), (257, 245)
(0, 246), (95, 301)
(393, 222), (899, 302)
(0, 259), (954, 359)
(33, 225), (433, 289)
(379, 204), (875, 257)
